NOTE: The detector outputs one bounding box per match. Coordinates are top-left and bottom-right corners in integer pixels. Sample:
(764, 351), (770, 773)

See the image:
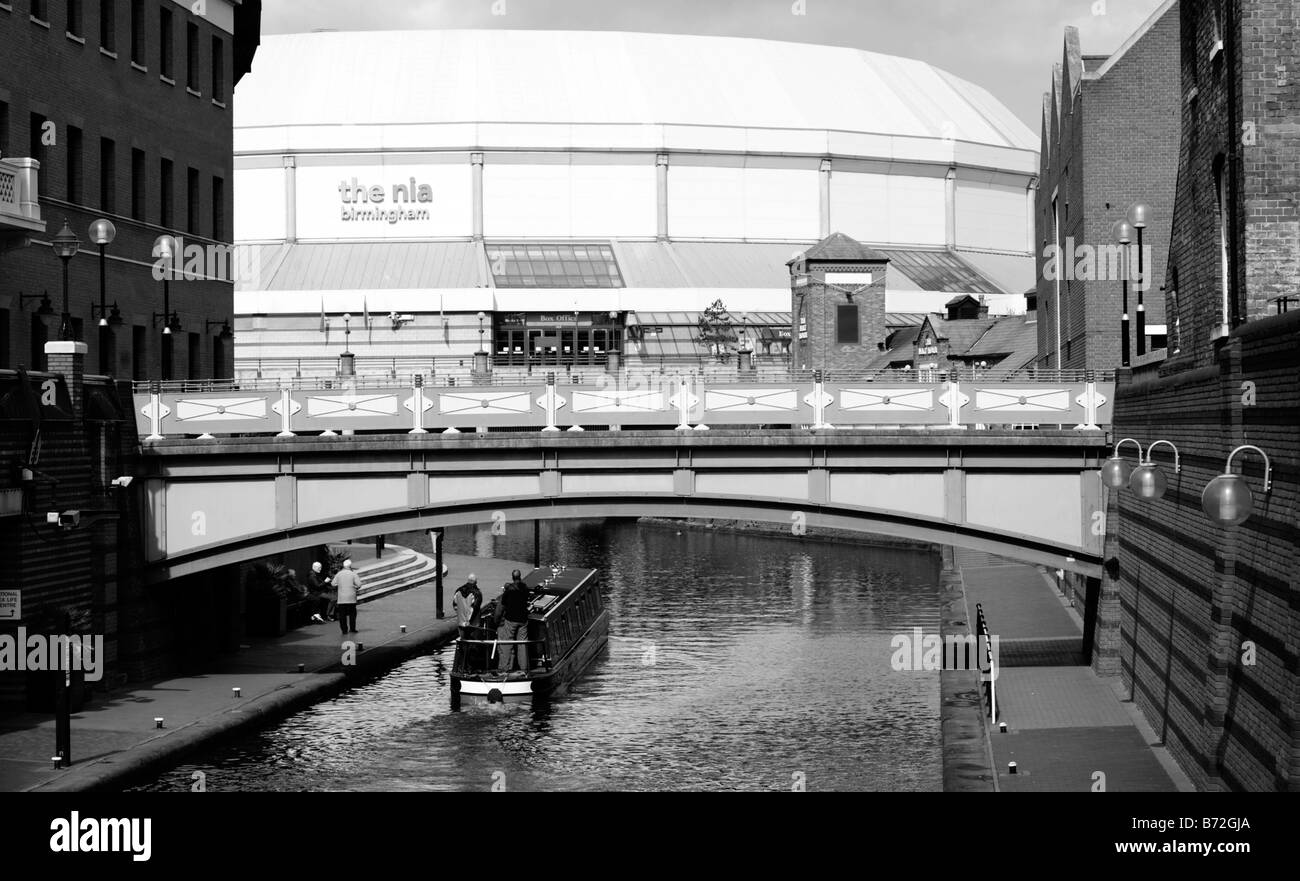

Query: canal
(135, 520), (945, 792)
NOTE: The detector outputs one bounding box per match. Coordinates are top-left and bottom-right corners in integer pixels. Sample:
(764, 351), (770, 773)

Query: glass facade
(487, 243), (624, 288)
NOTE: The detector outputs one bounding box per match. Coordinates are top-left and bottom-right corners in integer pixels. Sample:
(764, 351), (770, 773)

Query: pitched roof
(794, 232), (889, 264)
(926, 316), (998, 351)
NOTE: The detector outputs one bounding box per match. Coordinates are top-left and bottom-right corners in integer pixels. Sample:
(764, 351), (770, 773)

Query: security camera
(111, 476), (134, 488)
(48, 510), (81, 528)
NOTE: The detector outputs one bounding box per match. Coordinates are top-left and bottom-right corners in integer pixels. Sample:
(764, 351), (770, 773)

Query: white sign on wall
(0, 590), (20, 621)
(295, 164), (473, 239)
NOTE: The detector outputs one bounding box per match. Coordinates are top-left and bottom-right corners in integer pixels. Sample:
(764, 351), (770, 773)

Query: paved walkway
(953, 549), (1192, 793)
(0, 553), (526, 793)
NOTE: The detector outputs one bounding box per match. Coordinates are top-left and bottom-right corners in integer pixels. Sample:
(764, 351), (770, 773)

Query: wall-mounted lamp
(205, 318), (234, 340)
(18, 291), (57, 328)
(1202, 444), (1272, 527)
(1101, 438), (1143, 488)
(1130, 440), (1180, 500)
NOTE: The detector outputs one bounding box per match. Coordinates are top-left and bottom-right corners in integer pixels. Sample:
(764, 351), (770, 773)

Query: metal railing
(975, 603), (997, 725)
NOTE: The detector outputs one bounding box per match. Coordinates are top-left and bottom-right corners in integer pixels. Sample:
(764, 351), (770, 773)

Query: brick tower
(788, 232), (890, 373)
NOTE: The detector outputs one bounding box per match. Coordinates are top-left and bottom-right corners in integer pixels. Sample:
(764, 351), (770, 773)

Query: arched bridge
(137, 428), (1111, 584)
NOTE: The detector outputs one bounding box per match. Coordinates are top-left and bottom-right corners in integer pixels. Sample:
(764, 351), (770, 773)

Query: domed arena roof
(234, 29), (1036, 151)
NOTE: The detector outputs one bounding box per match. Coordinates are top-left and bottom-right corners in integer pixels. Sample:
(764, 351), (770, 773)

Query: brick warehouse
(1098, 0), (1299, 791)
(1034, 0), (1180, 372)
(0, 0), (261, 708)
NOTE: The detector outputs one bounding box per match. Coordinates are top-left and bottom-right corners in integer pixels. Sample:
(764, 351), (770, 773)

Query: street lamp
(1101, 437), (1143, 488)
(50, 219), (80, 342)
(1126, 202), (1151, 357)
(476, 311), (486, 353)
(1202, 444), (1272, 527)
(1111, 219), (1134, 367)
(1130, 439), (1180, 500)
(89, 219), (116, 373)
(153, 235), (178, 381)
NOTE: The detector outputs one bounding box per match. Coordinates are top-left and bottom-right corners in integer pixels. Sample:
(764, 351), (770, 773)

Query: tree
(696, 299), (739, 361)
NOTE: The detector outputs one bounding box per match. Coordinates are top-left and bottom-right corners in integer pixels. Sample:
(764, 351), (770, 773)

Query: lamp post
(1202, 445), (1272, 527)
(89, 219), (116, 373)
(154, 235), (178, 381)
(1111, 219), (1134, 367)
(51, 219), (80, 342)
(1127, 202), (1150, 356)
(476, 311), (486, 353)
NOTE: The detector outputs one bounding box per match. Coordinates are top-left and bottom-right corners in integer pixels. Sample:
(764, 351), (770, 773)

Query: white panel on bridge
(703, 387), (800, 412)
(438, 391), (534, 417)
(828, 473), (946, 519)
(838, 387), (936, 413)
(694, 472), (807, 500)
(174, 397), (270, 422)
(561, 473), (673, 495)
(298, 477), (407, 524)
(965, 473), (1082, 550)
(163, 481), (277, 556)
(427, 474), (541, 504)
(306, 394), (401, 419)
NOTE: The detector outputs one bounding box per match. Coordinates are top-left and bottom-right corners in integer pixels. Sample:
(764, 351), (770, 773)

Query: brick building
(0, 0), (261, 380)
(0, 0), (261, 709)
(1098, 0), (1300, 791)
(1034, 0), (1181, 370)
(788, 232), (889, 373)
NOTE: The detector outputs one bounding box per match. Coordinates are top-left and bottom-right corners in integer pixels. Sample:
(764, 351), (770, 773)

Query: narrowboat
(451, 566), (608, 703)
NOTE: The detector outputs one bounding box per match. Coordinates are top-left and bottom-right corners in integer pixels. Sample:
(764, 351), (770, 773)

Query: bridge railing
(132, 370), (1114, 440)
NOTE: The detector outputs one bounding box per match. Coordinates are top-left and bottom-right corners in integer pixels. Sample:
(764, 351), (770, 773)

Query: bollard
(298, 664), (305, 673)
(1008, 761), (1018, 775)
(232, 687), (241, 698)
(357, 643), (364, 652)
(400, 625), (407, 634)
(155, 717), (165, 729)
(999, 721), (1007, 733)
(52, 755), (62, 770)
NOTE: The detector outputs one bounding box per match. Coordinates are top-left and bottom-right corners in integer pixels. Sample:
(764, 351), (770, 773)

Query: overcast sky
(260, 0), (1168, 131)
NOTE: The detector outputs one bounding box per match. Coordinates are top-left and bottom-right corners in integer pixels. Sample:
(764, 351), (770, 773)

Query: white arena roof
(235, 29), (1037, 156)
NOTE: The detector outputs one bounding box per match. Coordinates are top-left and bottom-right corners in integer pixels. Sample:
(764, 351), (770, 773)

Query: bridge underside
(139, 431), (1107, 582)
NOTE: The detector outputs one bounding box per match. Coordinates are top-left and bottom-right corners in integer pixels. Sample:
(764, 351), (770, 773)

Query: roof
(926, 316), (999, 352)
(240, 241), (483, 290)
(945, 294), (980, 307)
(236, 31), (1037, 151)
(879, 250), (1002, 294)
(795, 232), (889, 264)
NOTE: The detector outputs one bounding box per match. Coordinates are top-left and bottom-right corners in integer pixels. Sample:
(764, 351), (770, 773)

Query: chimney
(977, 295), (989, 319)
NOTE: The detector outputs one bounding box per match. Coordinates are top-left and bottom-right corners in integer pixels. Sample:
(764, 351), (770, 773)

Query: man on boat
(495, 570), (534, 676)
(454, 574), (483, 628)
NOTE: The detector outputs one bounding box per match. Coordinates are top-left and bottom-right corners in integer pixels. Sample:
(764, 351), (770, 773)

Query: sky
(259, 0), (1169, 133)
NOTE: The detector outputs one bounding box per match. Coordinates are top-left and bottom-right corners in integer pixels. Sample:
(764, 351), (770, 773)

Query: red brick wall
(790, 260), (888, 373)
(0, 1), (238, 380)
(1035, 5), (1182, 371)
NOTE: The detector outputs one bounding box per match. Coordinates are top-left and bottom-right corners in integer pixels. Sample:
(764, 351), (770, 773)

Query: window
(131, 148), (145, 220)
(0, 309), (9, 369)
(213, 331), (226, 378)
(486, 243), (624, 288)
(99, 0), (115, 52)
(29, 112), (47, 170)
(132, 324), (146, 380)
(187, 332), (200, 379)
(66, 125), (83, 202)
(211, 35), (224, 102)
(212, 175), (225, 241)
(66, 0), (82, 36)
(99, 137), (115, 212)
(160, 157), (173, 226)
(836, 304), (859, 345)
(187, 166), (200, 233)
(129, 0), (143, 63)
(159, 4), (173, 78)
(0, 102), (9, 157)
(186, 21), (198, 90)
(31, 316), (48, 372)
(31, 0), (48, 22)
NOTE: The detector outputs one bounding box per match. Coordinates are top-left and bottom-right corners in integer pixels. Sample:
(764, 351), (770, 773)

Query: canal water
(136, 521), (945, 792)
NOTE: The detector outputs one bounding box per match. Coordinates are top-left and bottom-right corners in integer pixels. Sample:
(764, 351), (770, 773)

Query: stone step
(323, 544), (443, 604)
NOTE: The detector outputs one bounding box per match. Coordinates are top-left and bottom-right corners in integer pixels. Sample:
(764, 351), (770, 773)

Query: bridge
(131, 370), (1114, 583)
